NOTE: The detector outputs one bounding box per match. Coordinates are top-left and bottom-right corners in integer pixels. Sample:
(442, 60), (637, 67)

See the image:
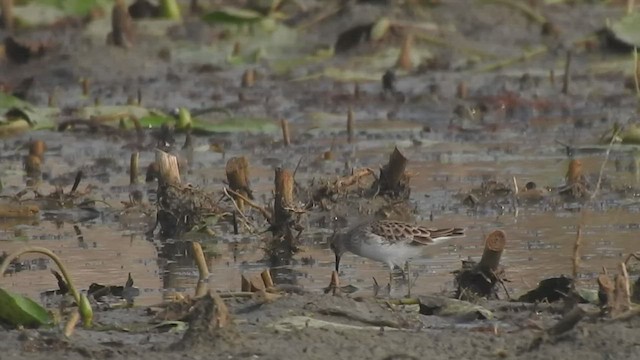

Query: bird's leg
(405, 261), (411, 298)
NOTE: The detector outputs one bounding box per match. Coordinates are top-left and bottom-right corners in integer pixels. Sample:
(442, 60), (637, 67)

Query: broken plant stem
(222, 187), (255, 233)
(130, 152), (139, 185)
(1, 0), (13, 33)
(281, 119), (291, 146)
(192, 241), (209, 297)
(572, 209), (586, 283)
(225, 187), (272, 222)
(591, 127), (621, 200)
(477, 45), (547, 72)
(192, 241), (210, 279)
(634, 47), (640, 100)
(63, 310), (80, 338)
(562, 50), (572, 95)
(0, 246), (93, 327)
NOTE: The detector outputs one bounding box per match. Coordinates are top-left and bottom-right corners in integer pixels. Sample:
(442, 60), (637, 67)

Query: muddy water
(2, 128), (639, 304)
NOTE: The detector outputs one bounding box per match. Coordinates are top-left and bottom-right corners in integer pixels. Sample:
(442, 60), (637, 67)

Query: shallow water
(2, 125), (639, 304)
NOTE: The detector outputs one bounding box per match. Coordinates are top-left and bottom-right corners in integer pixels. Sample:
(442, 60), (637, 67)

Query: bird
(330, 219), (464, 291)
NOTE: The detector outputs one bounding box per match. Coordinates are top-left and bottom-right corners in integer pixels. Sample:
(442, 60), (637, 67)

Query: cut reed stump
(225, 156), (253, 211)
(454, 230), (507, 300)
(153, 150), (223, 238)
(107, 0), (134, 48)
(598, 262), (632, 317)
(372, 146), (410, 199)
(268, 167), (299, 266)
(1, 0), (14, 33)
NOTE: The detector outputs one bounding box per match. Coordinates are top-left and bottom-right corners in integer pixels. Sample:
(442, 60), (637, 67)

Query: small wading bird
(330, 219), (464, 294)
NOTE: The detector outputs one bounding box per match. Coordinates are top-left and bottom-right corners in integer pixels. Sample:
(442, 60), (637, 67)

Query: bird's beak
(334, 252), (341, 273)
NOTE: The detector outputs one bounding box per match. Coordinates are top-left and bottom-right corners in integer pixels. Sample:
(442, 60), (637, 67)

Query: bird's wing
(368, 220), (464, 245)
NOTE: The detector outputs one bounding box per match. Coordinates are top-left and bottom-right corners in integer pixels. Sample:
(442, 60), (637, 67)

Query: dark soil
(2, 0), (640, 359)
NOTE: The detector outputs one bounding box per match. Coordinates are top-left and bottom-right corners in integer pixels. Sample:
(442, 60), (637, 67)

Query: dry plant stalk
(456, 82), (467, 99)
(212, 291), (230, 328)
(565, 159), (583, 186)
(232, 41), (241, 56)
(571, 210), (585, 281)
(274, 167), (294, 225)
(24, 155), (41, 178)
(48, 90), (57, 107)
(261, 269), (274, 288)
(376, 146), (409, 197)
(156, 150), (181, 186)
(29, 140), (46, 160)
(335, 168), (375, 188)
(192, 241), (210, 279)
(241, 274), (251, 292)
(241, 69), (255, 87)
(81, 78), (90, 96)
(633, 47), (640, 100)
(396, 33), (413, 71)
(613, 262), (631, 316)
(225, 187), (271, 222)
(1, 0), (13, 33)
(130, 152), (139, 185)
(225, 157), (252, 211)
(253, 289), (281, 303)
(598, 273), (614, 308)
(347, 108), (355, 143)
(281, 119), (291, 146)
(478, 230), (507, 273)
(63, 310), (81, 338)
(192, 241), (210, 297)
(562, 49), (572, 95)
(108, 0), (134, 48)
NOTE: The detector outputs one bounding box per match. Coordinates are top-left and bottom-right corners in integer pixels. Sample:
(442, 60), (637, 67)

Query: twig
(492, 269), (511, 300)
(222, 187), (255, 233)
(296, 2), (344, 30)
(225, 187), (272, 223)
(633, 47), (640, 100)
(591, 127), (621, 200)
(562, 50), (572, 95)
(572, 209), (585, 284)
(476, 45), (547, 72)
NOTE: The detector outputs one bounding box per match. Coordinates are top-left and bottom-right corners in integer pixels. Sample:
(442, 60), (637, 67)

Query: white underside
(351, 241), (416, 269)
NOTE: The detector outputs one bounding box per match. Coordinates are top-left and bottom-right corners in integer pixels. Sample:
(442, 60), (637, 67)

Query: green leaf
(190, 117), (279, 134)
(202, 7), (264, 25)
(0, 94), (58, 136)
(611, 13), (640, 48)
(159, 0), (181, 20)
(0, 287), (51, 327)
(29, 0), (111, 16)
(138, 114), (174, 128)
(0, 93), (30, 109)
(176, 108), (192, 130)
